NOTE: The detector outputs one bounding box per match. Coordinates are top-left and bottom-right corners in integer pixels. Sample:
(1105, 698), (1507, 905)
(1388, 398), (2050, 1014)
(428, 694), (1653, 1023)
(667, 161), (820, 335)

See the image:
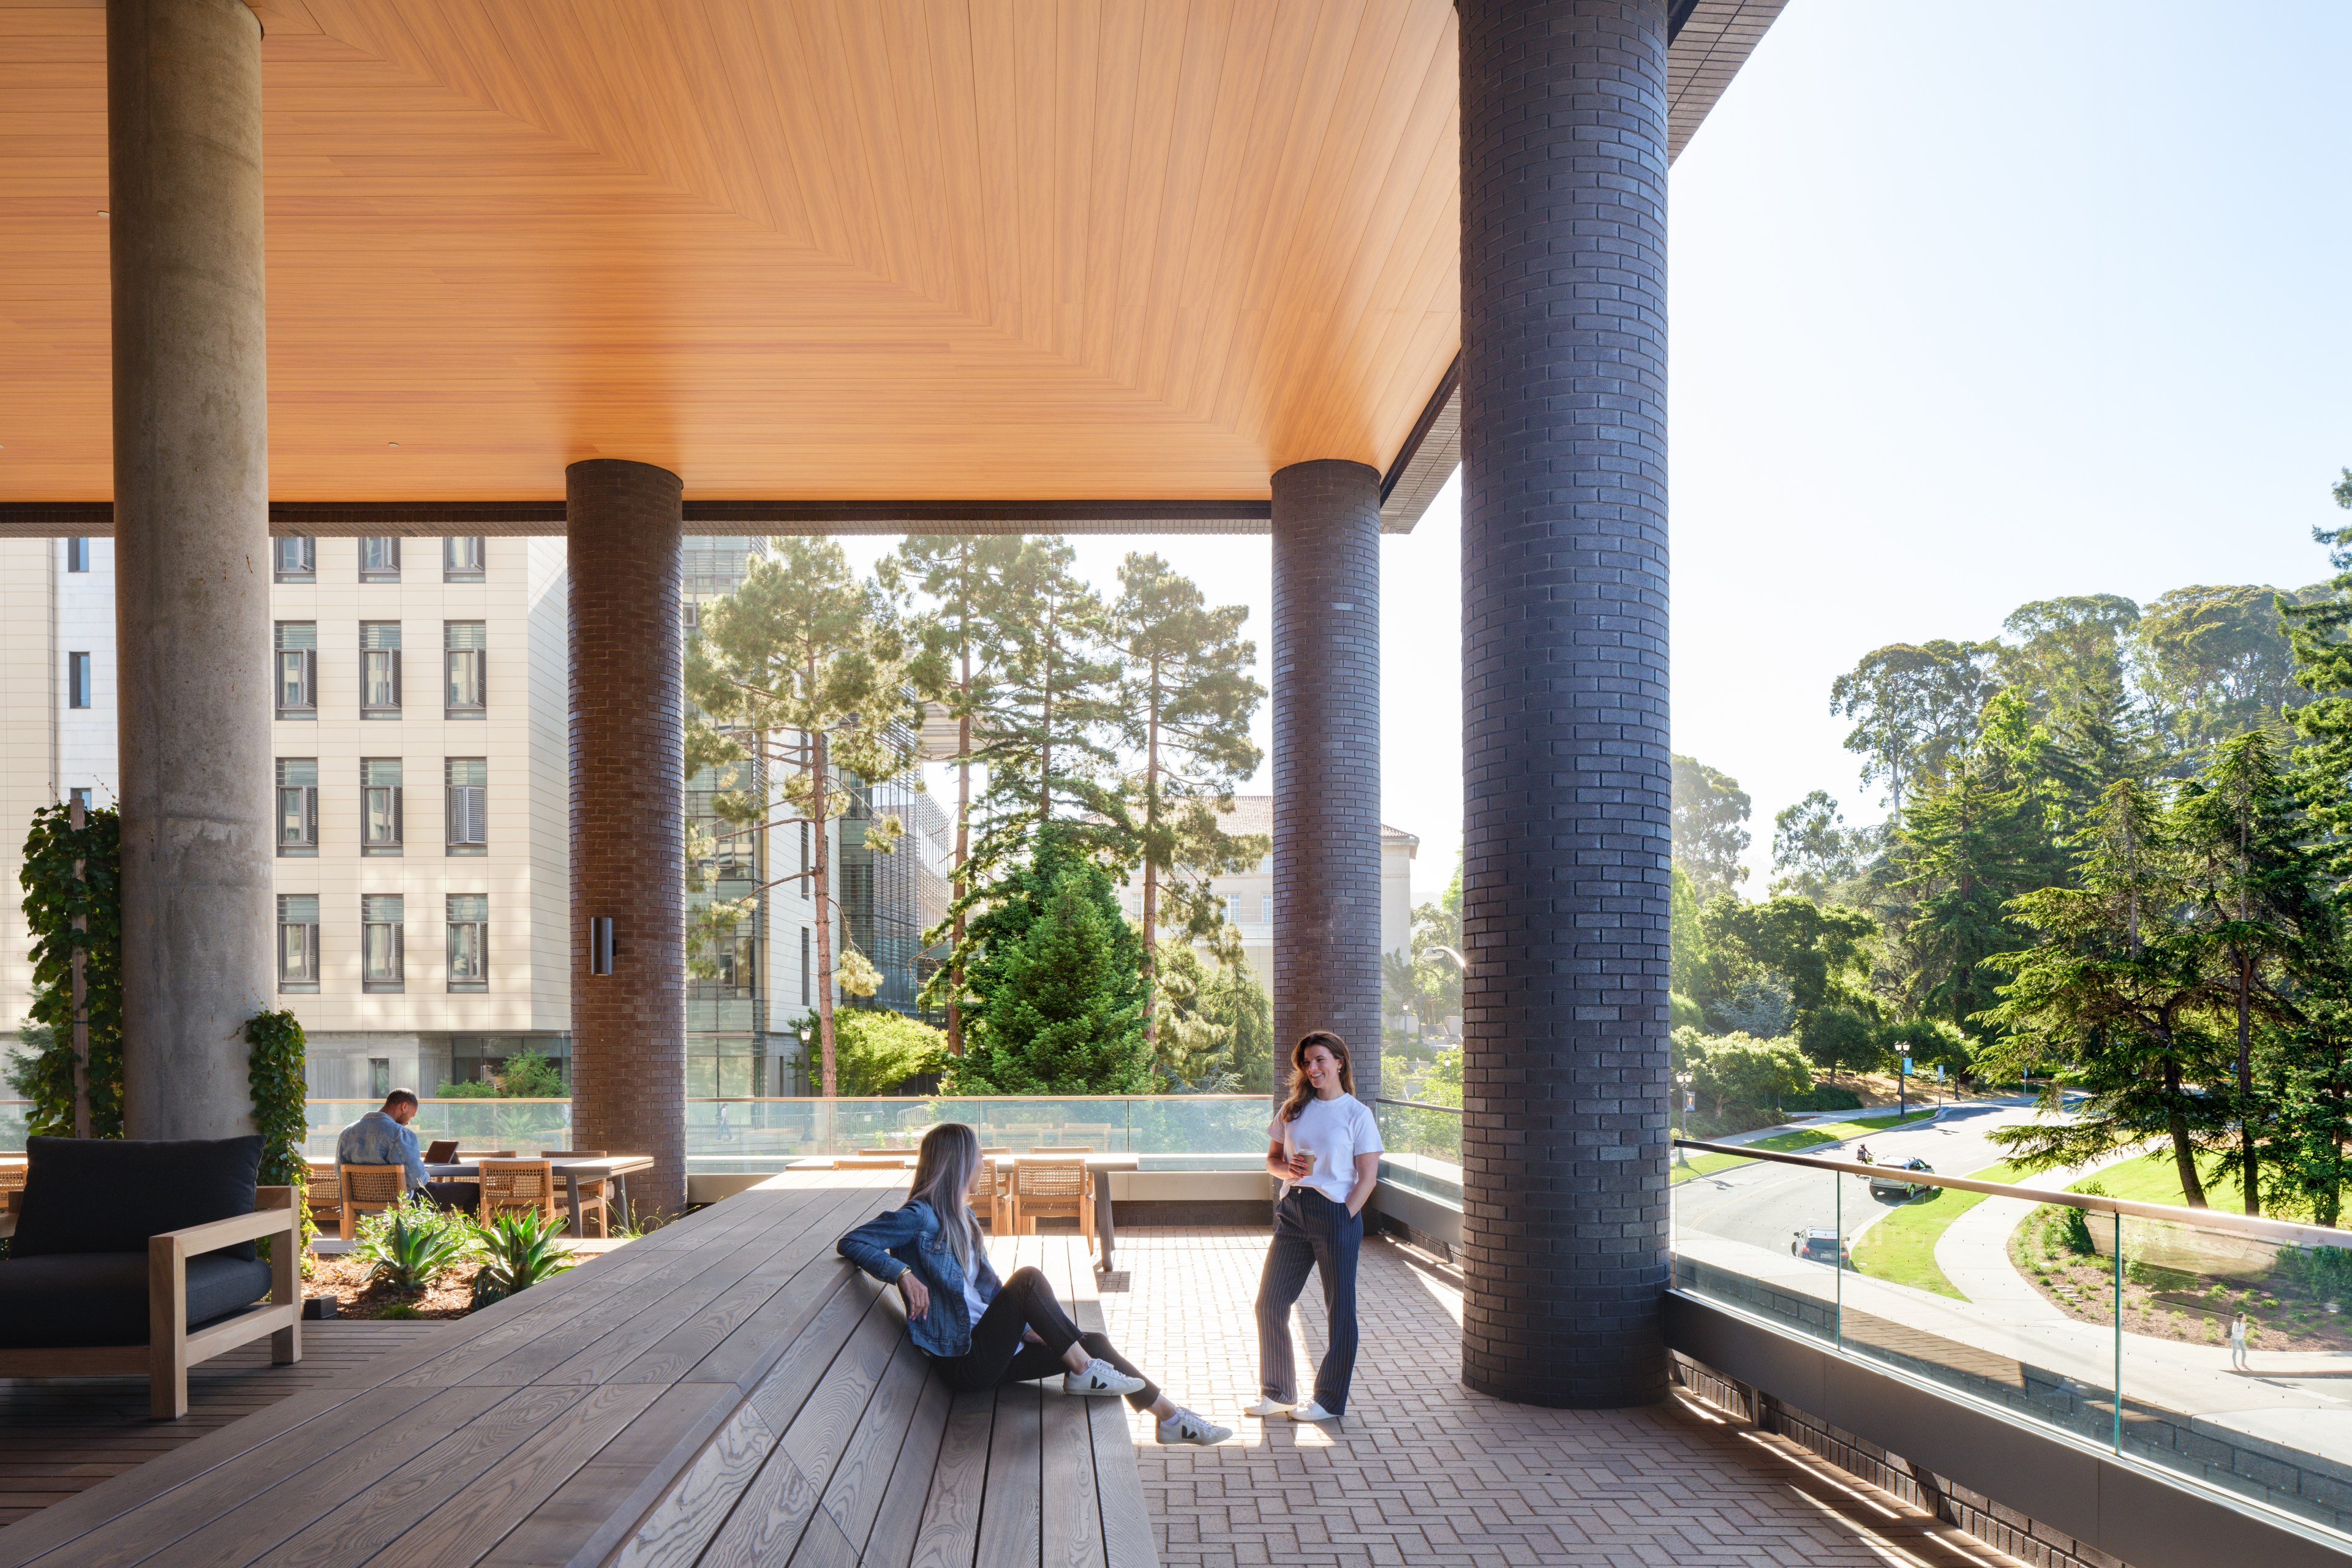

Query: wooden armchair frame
(0, 1186), (302, 1419)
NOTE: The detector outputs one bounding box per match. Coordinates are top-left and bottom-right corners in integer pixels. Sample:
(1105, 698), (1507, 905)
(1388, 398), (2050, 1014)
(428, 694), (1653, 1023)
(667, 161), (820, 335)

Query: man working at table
(337, 1089), (429, 1194)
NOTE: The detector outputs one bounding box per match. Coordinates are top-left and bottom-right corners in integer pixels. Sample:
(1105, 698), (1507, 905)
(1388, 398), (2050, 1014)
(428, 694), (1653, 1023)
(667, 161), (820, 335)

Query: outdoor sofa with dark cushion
(0, 1134), (302, 1417)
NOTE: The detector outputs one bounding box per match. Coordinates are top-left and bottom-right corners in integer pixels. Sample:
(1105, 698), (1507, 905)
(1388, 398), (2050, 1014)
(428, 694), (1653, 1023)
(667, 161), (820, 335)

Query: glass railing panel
(1372, 1099), (1461, 1203)
(0, 1101), (30, 1152)
(1836, 1164), (2120, 1453)
(1670, 1144), (1844, 1347)
(303, 1098), (573, 1158)
(2116, 1206), (2352, 1537)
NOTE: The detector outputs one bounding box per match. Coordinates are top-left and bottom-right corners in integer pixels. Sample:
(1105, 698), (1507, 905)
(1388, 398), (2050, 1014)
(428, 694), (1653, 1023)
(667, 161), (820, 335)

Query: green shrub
(831, 1008), (951, 1096)
(1778, 1083), (1863, 1113)
(1688, 1033), (1812, 1118)
(1798, 1006), (1883, 1072)
(471, 1210), (576, 1308)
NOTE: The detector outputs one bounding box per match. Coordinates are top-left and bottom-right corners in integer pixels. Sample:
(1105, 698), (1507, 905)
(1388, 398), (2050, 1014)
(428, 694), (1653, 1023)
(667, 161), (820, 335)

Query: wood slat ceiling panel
(0, 0), (1463, 503)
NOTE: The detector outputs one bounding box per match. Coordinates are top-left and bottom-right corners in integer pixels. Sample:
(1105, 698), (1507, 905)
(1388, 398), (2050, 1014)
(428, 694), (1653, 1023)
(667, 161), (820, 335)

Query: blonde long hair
(1279, 1030), (1355, 1122)
(909, 1123), (983, 1278)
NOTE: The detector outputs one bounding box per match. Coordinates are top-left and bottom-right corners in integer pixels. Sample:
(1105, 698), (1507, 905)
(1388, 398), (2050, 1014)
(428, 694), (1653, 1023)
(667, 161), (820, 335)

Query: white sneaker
(1242, 1395), (1294, 1419)
(1288, 1400), (1339, 1423)
(1063, 1359), (1147, 1398)
(1155, 1408), (1233, 1445)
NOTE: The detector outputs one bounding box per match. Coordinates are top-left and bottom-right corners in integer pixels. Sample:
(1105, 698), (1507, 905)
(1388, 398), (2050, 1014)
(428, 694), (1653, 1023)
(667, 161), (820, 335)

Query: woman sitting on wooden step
(838, 1122), (1231, 1446)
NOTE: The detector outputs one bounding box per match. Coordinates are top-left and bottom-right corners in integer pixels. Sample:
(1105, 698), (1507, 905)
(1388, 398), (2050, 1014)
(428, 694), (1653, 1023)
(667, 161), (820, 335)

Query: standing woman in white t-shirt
(1245, 1030), (1384, 1423)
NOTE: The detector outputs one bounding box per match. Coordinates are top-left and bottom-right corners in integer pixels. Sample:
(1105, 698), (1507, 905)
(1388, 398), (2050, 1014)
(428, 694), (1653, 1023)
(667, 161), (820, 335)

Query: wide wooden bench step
(0, 1172), (1156, 1568)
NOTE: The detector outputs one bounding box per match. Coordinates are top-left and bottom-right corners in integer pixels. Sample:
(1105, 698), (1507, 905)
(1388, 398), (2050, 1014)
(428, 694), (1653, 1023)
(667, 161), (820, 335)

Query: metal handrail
(1676, 1136), (2352, 1250)
(1374, 1097), (1463, 1115)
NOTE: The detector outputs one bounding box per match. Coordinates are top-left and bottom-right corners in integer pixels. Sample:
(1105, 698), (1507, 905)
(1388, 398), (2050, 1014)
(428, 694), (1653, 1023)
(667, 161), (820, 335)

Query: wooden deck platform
(0, 1319), (440, 1528)
(0, 1169), (1153, 1568)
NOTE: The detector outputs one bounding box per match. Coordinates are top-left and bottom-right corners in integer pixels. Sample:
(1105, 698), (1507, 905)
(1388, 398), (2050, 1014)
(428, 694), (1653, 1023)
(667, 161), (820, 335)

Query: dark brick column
(1270, 459), (1381, 1107)
(568, 459), (686, 1215)
(1458, 0), (1672, 1408)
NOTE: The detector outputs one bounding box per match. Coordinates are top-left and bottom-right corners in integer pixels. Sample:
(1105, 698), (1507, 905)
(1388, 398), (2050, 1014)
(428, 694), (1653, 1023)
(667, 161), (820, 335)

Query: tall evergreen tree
(2173, 731), (2321, 1214)
(1110, 552), (1265, 1049)
(2132, 583), (2315, 772)
(1894, 690), (2070, 1041)
(1830, 639), (2002, 821)
(889, 533), (1027, 1054)
(1983, 779), (2228, 1205)
(2282, 474), (2352, 870)
(686, 537), (921, 1095)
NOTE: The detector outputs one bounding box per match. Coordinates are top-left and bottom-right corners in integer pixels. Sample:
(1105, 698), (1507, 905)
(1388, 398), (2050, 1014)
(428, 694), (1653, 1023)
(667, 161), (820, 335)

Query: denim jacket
(836, 1198), (1000, 1357)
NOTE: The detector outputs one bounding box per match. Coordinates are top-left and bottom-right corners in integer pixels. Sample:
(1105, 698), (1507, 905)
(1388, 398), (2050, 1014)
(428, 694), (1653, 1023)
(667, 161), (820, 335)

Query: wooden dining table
(424, 1154), (654, 1236)
(1000, 1152), (1140, 1270)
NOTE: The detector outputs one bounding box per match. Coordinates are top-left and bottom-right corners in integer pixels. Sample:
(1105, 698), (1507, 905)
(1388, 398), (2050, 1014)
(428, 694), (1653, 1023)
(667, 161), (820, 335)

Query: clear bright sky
(850, 0), (2352, 907)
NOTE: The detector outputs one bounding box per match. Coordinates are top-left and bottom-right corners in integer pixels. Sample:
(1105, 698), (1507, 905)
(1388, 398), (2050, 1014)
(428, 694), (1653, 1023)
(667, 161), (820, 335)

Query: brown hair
(908, 1123), (982, 1278)
(1279, 1030), (1355, 1122)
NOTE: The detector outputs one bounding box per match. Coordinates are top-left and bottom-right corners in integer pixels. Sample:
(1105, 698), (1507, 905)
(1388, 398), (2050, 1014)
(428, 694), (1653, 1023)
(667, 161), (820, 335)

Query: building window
(277, 894), (320, 992)
(277, 758), (318, 856)
(361, 759), (403, 854)
(362, 895), (404, 992)
(446, 758), (486, 854)
(445, 622), (486, 717)
(369, 1057), (391, 1098)
(799, 821), (809, 894)
(801, 927), (812, 1006)
(67, 652), (91, 709)
(360, 622), (401, 716)
(275, 622), (317, 717)
(444, 536), (486, 582)
(1224, 894), (1242, 924)
(360, 536), (401, 582)
(447, 895), (489, 992)
(1260, 895), (1273, 925)
(66, 537), (89, 573)
(273, 535), (315, 582)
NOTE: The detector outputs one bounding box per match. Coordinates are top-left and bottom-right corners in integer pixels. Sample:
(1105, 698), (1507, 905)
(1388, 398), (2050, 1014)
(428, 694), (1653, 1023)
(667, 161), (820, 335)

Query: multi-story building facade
(0, 530), (870, 1102)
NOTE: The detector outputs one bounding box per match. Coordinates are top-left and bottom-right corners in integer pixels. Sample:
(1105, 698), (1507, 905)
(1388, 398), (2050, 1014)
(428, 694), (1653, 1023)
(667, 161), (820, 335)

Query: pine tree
(889, 534), (1027, 1054)
(956, 858), (1152, 1094)
(685, 537), (921, 1095)
(1110, 552), (1265, 1050)
(1894, 690), (2070, 1042)
(2174, 731), (2322, 1214)
(1982, 780), (2229, 1205)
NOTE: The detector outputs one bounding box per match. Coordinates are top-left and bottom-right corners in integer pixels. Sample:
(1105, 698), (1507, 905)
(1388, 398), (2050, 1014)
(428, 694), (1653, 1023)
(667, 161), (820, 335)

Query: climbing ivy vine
(10, 803), (123, 1138)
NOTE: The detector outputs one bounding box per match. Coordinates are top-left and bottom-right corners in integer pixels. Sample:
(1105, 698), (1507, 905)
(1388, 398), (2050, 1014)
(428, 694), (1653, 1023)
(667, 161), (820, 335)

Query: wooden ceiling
(1, 0), (1466, 503)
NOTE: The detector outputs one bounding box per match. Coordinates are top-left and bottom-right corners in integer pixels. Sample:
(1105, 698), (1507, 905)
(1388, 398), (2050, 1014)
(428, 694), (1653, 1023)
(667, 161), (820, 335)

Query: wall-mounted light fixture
(589, 917), (614, 975)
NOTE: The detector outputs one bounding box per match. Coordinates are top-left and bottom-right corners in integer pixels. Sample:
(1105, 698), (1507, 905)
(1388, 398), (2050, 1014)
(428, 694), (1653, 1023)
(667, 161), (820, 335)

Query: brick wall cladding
(1270, 460), (1382, 1110)
(566, 459), (687, 1214)
(1458, 0), (1673, 1408)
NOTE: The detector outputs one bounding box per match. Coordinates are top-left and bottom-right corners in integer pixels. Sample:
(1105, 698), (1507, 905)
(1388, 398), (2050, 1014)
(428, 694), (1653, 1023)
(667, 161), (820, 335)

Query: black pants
(927, 1265), (1159, 1411)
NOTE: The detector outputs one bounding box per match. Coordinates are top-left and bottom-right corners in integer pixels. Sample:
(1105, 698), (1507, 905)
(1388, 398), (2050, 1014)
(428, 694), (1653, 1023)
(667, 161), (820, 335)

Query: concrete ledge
(1106, 1170), (1272, 1203)
(1666, 1291), (2352, 1568)
(687, 1172), (774, 1206)
(1368, 1180), (1462, 1253)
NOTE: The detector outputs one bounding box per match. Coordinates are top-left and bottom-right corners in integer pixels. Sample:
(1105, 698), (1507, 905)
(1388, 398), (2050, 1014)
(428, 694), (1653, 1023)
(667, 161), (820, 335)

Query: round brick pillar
(567, 459), (686, 1216)
(1458, 0), (1672, 1408)
(1270, 459), (1382, 1108)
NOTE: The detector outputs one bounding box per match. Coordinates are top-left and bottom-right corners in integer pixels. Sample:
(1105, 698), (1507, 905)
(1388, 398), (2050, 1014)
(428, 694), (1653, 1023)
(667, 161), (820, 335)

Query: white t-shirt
(1268, 1093), (1384, 1205)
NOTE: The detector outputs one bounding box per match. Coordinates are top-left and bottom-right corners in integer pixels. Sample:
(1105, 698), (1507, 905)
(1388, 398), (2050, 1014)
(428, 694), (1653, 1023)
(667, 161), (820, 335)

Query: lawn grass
(2066, 1150), (2247, 1212)
(1671, 1107), (1941, 1185)
(1850, 1159), (2026, 1298)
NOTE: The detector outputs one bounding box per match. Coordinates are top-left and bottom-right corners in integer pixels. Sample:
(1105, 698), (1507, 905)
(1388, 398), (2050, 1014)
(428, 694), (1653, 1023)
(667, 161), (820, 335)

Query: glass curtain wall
(682, 537), (770, 1096)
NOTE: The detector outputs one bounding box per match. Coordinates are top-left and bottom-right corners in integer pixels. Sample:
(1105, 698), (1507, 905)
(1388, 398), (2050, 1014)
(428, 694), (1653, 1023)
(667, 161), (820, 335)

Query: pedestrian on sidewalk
(1248, 1030), (1383, 1426)
(2231, 1311), (2250, 1371)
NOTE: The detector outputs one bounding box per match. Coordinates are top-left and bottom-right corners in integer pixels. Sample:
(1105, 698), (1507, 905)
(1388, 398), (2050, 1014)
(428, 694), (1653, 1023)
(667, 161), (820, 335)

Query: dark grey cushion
(12, 1135), (265, 1262)
(0, 1253), (275, 1348)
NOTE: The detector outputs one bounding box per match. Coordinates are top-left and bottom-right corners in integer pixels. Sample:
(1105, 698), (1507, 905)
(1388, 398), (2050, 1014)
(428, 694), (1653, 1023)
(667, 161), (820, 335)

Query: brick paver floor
(1098, 1227), (2027, 1568)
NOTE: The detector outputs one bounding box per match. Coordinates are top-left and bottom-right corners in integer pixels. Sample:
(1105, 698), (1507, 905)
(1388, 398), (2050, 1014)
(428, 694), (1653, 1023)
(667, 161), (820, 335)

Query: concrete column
(1270, 459), (1382, 1107)
(110, 0), (273, 1140)
(1458, 0), (1673, 1406)
(567, 460), (687, 1215)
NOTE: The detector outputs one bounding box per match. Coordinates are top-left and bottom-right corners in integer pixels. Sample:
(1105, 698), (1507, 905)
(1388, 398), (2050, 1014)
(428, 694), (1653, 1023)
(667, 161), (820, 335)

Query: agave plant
(355, 1197), (476, 1294)
(470, 1209), (576, 1309)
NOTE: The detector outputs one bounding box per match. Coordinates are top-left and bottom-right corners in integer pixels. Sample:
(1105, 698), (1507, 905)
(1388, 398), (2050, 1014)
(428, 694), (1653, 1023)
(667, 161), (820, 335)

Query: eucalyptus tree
(687, 537), (922, 1095)
(1670, 754), (1751, 902)
(1830, 639), (2001, 821)
(1110, 552), (1265, 1048)
(888, 533), (1027, 1054)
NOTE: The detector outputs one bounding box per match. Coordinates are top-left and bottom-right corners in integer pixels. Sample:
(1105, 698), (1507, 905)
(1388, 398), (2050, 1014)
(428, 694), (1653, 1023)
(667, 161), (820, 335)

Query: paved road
(1675, 1096), (2040, 1259)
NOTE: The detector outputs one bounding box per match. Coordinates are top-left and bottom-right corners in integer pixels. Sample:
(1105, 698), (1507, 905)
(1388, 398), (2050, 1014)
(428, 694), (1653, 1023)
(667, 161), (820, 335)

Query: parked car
(1790, 1226), (1851, 1268)
(1869, 1157), (1936, 1201)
